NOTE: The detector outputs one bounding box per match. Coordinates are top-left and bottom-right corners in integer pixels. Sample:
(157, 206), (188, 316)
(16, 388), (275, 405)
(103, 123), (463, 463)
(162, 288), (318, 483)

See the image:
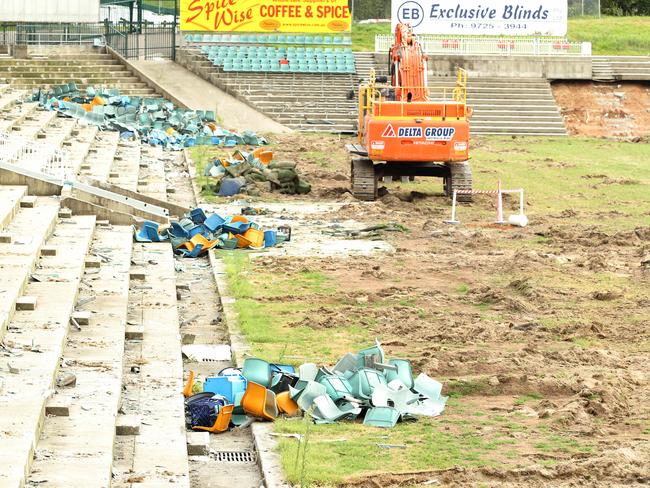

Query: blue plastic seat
(134, 220), (168, 243)
(190, 208), (207, 224)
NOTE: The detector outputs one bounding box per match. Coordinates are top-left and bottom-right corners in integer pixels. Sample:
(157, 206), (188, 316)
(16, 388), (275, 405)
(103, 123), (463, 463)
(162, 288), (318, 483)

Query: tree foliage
(602, 0), (650, 15)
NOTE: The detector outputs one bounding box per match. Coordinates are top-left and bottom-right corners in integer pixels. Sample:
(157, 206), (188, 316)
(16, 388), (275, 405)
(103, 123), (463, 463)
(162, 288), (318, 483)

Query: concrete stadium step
(0, 215), (96, 488)
(0, 102), (38, 133)
(0, 185), (27, 228)
(79, 131), (120, 183)
(9, 108), (57, 140)
(0, 66), (131, 74)
(26, 225), (133, 488)
(472, 125), (567, 134)
(139, 146), (170, 200)
(468, 98), (559, 106)
(8, 77), (143, 85)
(0, 197), (59, 341)
(292, 123), (356, 132)
(63, 124), (98, 176)
(119, 242), (190, 487)
(0, 87), (27, 111)
(592, 56), (650, 81)
(472, 120), (566, 128)
(472, 114), (565, 122)
(109, 139), (141, 193)
(0, 60), (122, 67)
(37, 117), (77, 148)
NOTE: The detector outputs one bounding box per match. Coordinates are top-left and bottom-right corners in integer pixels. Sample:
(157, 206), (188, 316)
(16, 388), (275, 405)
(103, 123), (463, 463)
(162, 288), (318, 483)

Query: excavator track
(445, 161), (473, 203)
(351, 157), (378, 201)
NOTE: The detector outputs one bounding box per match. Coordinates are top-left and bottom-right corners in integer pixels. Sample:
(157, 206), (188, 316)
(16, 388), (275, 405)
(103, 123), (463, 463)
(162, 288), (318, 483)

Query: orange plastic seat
(183, 370), (196, 398)
(243, 228), (264, 248)
(241, 381), (278, 421)
(234, 233), (252, 248)
(276, 391), (300, 416)
(178, 234), (218, 255)
(252, 148), (273, 164)
(193, 404), (234, 433)
(230, 215), (249, 224)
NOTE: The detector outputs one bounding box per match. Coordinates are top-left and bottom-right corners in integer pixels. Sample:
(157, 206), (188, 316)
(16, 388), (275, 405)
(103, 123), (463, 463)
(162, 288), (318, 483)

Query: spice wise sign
(181, 0), (351, 33)
(392, 0), (567, 36)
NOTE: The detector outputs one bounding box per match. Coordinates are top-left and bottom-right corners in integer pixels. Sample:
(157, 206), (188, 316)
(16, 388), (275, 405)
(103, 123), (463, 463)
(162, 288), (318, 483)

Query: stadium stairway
(0, 51), (156, 97)
(177, 48), (358, 132)
(592, 56), (650, 82)
(355, 53), (567, 136)
(0, 89), (191, 487)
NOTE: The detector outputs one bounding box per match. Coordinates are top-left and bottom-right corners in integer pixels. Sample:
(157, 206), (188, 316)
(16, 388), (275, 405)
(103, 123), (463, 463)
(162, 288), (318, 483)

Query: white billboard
(392, 0), (568, 36)
(0, 0), (101, 23)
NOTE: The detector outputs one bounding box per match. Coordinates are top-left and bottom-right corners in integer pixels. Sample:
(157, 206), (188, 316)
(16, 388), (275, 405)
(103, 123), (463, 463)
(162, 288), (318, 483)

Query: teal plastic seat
(242, 357), (272, 387)
(363, 407), (400, 428)
(290, 380), (326, 411)
(313, 36), (323, 44)
(310, 395), (361, 424)
(323, 36), (333, 45)
(319, 375), (354, 402)
(348, 368), (387, 401)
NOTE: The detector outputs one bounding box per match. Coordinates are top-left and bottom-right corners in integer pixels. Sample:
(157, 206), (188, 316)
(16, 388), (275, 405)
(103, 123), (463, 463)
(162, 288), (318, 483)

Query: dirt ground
(217, 131), (650, 487)
(553, 81), (650, 138)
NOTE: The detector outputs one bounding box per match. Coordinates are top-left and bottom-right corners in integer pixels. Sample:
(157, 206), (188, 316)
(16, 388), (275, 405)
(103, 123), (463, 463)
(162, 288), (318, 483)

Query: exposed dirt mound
(553, 81), (650, 138)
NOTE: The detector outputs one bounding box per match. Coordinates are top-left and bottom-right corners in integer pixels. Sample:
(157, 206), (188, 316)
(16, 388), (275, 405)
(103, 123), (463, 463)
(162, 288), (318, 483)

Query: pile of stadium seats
(186, 33), (352, 45)
(201, 45), (356, 73)
(33, 83), (267, 150)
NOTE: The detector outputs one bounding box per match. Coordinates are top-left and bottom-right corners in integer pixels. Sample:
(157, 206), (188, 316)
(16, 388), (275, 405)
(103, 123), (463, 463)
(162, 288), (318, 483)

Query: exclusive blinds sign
(392, 0), (568, 36)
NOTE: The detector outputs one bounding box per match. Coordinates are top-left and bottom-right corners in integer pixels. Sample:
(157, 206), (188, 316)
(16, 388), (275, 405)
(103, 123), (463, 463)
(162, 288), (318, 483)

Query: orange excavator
(347, 23), (473, 201)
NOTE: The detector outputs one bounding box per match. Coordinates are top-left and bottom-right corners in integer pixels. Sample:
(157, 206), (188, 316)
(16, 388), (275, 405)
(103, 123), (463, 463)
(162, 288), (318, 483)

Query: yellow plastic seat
(241, 381), (278, 421)
(193, 404), (234, 433)
(276, 391), (300, 416)
(183, 370), (196, 398)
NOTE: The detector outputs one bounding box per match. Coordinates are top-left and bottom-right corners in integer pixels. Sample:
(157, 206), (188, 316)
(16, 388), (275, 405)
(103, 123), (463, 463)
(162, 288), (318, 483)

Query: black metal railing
(0, 21), (178, 60)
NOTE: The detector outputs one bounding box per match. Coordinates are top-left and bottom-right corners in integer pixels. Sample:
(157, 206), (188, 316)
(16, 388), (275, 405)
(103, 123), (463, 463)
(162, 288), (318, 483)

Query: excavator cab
(347, 23), (473, 201)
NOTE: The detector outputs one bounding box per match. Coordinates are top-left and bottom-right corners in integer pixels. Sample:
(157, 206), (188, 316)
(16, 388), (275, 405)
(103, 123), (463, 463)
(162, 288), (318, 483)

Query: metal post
(445, 191), (460, 224)
(173, 0), (178, 60)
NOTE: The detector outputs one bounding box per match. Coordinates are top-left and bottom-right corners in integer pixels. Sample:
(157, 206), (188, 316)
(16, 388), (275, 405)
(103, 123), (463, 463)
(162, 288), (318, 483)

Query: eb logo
(397, 1), (424, 28)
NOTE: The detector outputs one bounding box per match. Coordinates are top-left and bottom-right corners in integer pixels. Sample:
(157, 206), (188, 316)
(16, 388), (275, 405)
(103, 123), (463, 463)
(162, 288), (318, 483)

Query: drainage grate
(211, 450), (257, 463)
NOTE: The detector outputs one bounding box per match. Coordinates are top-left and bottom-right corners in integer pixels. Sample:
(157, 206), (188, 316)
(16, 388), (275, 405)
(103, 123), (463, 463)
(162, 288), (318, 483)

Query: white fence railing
(375, 35), (592, 56)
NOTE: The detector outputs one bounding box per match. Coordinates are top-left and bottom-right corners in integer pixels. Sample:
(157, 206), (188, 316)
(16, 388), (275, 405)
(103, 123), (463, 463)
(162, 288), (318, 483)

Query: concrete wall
(375, 53), (592, 80)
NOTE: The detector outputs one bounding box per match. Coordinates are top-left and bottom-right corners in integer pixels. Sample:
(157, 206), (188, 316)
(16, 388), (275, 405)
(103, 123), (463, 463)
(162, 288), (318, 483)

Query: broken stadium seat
(192, 404), (234, 433)
(241, 381), (278, 421)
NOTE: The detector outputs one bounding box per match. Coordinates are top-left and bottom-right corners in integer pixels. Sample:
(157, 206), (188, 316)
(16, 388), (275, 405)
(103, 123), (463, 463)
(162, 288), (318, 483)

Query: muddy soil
(553, 81), (650, 138)
(211, 133), (650, 487)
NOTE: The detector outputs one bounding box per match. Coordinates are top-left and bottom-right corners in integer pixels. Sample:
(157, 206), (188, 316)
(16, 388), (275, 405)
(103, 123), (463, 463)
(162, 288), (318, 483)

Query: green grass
(273, 407), (593, 485)
(568, 16), (650, 55)
(401, 137), (650, 231)
(351, 17), (650, 56)
(221, 253), (371, 363)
